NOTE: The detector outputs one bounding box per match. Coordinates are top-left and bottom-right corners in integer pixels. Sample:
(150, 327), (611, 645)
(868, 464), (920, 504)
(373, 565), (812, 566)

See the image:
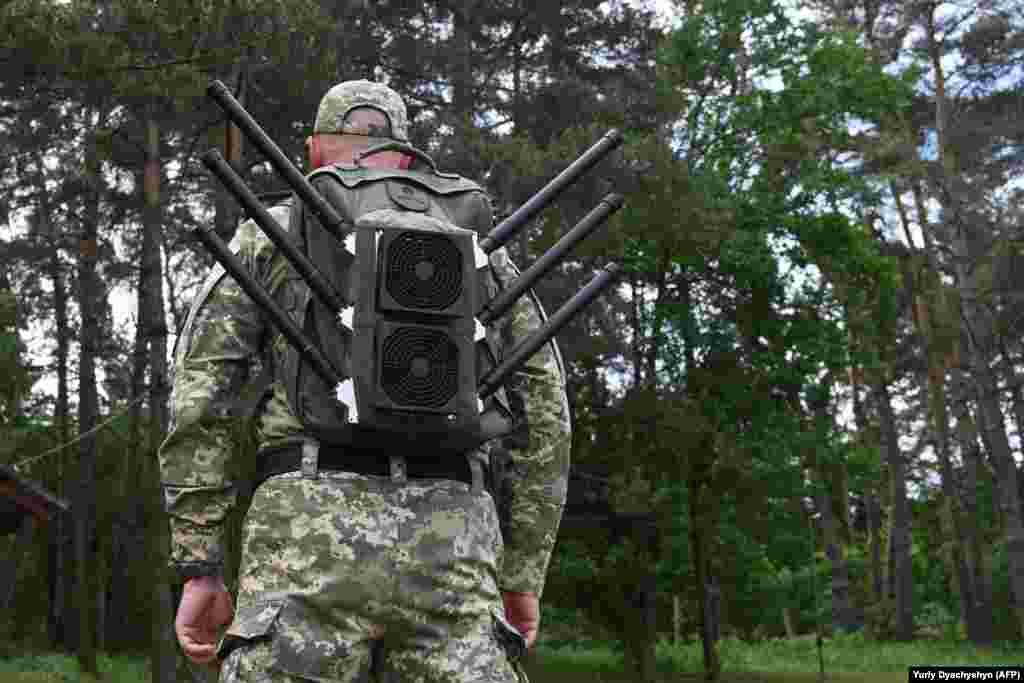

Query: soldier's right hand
(176, 575), (235, 667)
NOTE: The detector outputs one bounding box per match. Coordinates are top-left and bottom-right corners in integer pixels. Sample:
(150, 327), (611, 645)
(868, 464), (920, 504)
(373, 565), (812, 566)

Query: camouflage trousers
(215, 470), (529, 683)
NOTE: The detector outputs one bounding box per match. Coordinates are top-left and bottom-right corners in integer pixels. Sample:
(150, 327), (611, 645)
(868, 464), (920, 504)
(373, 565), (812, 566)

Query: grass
(523, 632), (1023, 682)
(0, 651), (148, 683)
(0, 633), (1020, 682)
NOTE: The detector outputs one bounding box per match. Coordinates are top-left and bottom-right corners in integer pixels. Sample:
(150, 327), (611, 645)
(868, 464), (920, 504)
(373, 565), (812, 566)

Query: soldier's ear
(307, 135), (323, 170)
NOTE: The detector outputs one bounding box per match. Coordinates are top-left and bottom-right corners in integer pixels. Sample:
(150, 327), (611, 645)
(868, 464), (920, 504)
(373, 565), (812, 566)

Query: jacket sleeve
(157, 216), (279, 581)
(478, 196), (572, 600)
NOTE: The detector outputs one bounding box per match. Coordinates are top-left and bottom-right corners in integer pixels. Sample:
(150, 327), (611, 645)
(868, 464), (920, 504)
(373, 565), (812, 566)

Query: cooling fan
(378, 229), (472, 317)
(383, 231), (464, 312)
(378, 322), (461, 410)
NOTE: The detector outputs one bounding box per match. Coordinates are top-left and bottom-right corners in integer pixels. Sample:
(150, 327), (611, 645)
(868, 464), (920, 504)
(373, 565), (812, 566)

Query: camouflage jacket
(158, 160), (572, 599)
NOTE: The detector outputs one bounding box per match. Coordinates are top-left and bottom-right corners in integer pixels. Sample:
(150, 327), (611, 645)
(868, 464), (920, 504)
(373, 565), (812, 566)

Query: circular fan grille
(385, 232), (462, 310)
(380, 327), (459, 408)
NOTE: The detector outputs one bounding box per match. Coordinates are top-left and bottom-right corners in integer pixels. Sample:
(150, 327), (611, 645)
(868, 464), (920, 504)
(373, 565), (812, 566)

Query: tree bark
(144, 116), (171, 437)
(930, 373), (980, 641)
(673, 594), (682, 643)
(807, 373), (854, 633)
(995, 337), (1024, 496)
(966, 355), (1024, 633)
(630, 276), (643, 391)
(139, 109), (179, 683)
(1, 515), (35, 614)
(689, 477), (720, 680)
(213, 69), (246, 241)
(925, 3), (1024, 636)
(850, 369), (884, 604)
(953, 383), (994, 644)
(39, 165), (73, 652)
(449, 0), (476, 173)
(867, 485), (883, 603)
(815, 479), (854, 632)
(75, 121), (105, 678)
(25, 147), (74, 651)
(893, 170), (985, 643)
(872, 379), (914, 640)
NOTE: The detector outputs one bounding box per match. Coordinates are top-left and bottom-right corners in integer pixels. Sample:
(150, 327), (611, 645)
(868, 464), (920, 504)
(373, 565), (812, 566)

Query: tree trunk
(705, 574), (720, 644)
(808, 373), (854, 633)
(995, 340), (1024, 464)
(140, 110), (180, 683)
(213, 70), (246, 240)
(815, 480), (854, 632)
(893, 165), (983, 642)
(953, 387), (994, 644)
(95, 562), (105, 655)
(673, 594), (682, 643)
(630, 276), (643, 390)
(646, 258), (669, 389)
(449, 0), (476, 173)
(28, 150), (73, 651)
(867, 486), (883, 603)
(144, 116), (171, 436)
(850, 372), (884, 604)
(1, 515), (35, 614)
(74, 120), (106, 677)
(52, 227), (72, 652)
(929, 372), (984, 642)
(546, 0), (566, 76)
(689, 478), (720, 680)
(926, 3), (1024, 637)
(872, 379), (914, 640)
(628, 569), (658, 683)
(965, 356), (1024, 635)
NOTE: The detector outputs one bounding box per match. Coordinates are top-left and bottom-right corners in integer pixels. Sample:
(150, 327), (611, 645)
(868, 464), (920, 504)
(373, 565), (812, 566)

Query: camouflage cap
(313, 80), (409, 142)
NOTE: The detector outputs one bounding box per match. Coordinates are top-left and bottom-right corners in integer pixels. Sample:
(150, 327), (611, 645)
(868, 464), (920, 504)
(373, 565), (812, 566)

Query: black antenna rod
(478, 193), (623, 326)
(206, 80), (349, 240)
(479, 129), (624, 254)
(201, 150), (348, 314)
(190, 223), (344, 389)
(479, 263), (621, 398)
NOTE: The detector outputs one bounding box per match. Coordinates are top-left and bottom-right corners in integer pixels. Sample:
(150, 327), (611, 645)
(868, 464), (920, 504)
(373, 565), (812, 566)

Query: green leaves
(587, 0), (918, 646)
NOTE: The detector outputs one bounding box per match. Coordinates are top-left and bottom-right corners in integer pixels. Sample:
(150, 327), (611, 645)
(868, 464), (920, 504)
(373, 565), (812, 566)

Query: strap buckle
(301, 439), (319, 480)
(389, 454), (407, 484)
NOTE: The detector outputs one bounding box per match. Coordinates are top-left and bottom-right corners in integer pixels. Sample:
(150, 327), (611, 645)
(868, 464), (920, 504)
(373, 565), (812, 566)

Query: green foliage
(581, 0), (920, 663)
(991, 540), (1024, 640)
(529, 633), (1024, 679)
(0, 289), (32, 432)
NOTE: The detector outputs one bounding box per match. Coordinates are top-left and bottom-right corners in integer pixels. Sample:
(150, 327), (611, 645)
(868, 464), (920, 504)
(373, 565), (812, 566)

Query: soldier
(159, 80), (572, 682)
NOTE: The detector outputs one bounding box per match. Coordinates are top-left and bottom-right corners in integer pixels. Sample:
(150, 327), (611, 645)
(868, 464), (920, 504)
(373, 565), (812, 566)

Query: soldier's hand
(176, 575), (235, 667)
(501, 590), (540, 650)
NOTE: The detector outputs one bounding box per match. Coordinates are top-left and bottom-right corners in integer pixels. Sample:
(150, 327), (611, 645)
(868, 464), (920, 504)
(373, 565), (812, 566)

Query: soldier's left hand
(502, 590), (540, 650)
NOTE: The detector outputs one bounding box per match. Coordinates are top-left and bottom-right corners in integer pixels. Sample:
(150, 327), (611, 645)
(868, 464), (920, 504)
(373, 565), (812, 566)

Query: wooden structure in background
(0, 464), (70, 613)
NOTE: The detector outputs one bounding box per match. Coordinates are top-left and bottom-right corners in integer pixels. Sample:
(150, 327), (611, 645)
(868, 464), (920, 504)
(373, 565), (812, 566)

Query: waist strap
(251, 441), (489, 496)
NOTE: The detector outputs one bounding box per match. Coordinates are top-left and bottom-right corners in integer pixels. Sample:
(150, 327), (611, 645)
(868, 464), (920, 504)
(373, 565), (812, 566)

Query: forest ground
(0, 633), (1019, 682)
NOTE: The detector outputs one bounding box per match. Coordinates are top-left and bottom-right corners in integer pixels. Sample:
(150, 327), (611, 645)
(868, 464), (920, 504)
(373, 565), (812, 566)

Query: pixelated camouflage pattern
(160, 161), (569, 676)
(314, 80), (409, 141)
(215, 472), (528, 682)
(160, 208), (305, 574)
(487, 248), (571, 597)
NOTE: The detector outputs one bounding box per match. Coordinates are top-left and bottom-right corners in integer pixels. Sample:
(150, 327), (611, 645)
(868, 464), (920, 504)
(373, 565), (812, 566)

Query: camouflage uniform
(158, 81), (571, 682)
